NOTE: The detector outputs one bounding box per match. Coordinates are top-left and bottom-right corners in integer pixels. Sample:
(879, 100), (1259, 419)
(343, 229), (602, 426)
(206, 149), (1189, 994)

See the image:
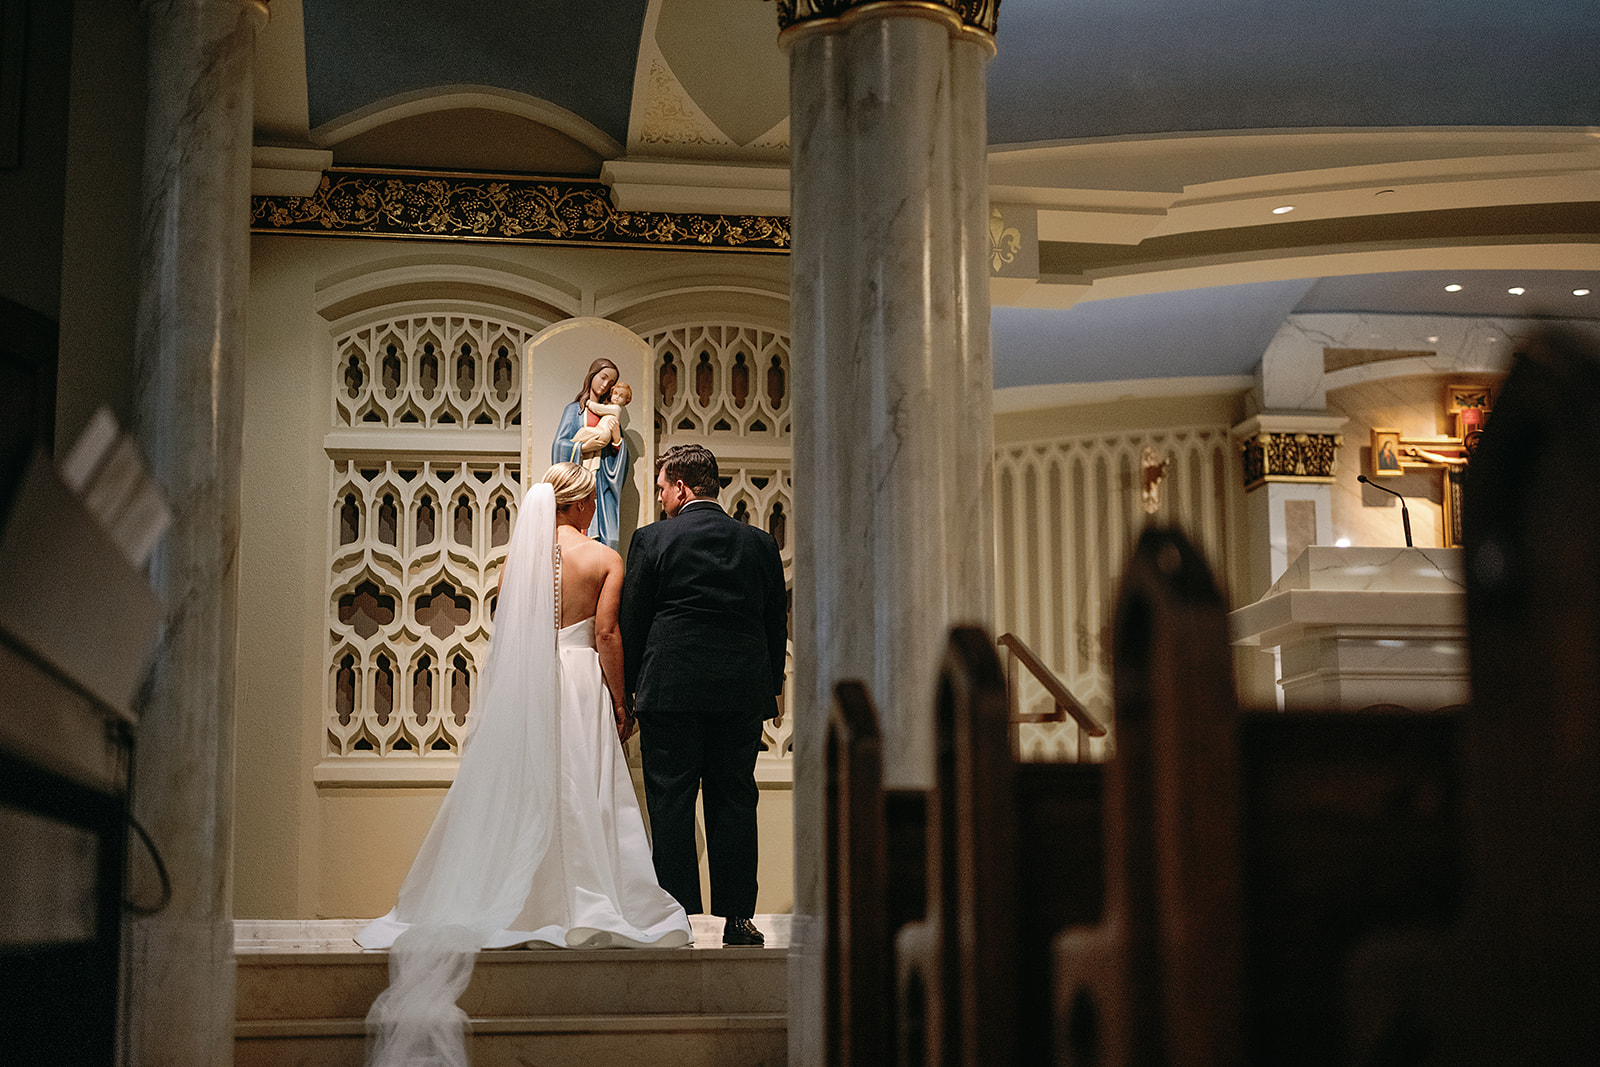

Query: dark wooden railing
(996, 632), (1106, 755)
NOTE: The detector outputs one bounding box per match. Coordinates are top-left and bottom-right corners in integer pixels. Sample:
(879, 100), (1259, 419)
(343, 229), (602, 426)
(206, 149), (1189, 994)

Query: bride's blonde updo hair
(543, 462), (595, 507)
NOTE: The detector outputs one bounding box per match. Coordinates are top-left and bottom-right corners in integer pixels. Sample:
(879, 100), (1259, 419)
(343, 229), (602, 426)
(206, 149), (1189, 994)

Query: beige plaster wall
(236, 234), (792, 919)
(312, 783), (796, 919)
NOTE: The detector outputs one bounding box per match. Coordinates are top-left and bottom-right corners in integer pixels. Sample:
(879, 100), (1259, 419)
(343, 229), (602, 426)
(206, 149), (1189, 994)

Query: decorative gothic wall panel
(994, 425), (1233, 761)
(323, 312), (797, 781)
(645, 323), (795, 772)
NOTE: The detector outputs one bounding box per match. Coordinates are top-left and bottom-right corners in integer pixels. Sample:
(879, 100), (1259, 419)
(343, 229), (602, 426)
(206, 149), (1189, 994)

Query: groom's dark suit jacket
(620, 500), (788, 718)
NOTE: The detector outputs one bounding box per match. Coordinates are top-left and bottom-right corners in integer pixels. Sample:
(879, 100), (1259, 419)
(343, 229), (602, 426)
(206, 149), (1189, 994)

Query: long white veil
(365, 482), (560, 1066)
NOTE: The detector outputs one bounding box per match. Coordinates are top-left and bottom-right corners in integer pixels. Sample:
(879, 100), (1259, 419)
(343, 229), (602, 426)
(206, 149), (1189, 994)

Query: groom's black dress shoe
(722, 917), (765, 946)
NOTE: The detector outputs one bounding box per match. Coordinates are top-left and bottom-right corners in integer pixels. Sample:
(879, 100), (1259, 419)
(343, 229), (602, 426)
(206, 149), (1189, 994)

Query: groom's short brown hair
(657, 444), (720, 499)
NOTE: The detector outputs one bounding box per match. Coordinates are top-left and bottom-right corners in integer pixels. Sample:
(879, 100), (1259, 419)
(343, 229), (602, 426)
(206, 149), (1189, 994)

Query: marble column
(123, 1), (265, 1063)
(781, 3), (998, 1062)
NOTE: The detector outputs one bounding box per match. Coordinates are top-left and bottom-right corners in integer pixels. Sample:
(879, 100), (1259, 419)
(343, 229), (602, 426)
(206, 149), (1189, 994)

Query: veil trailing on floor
(365, 483), (559, 1067)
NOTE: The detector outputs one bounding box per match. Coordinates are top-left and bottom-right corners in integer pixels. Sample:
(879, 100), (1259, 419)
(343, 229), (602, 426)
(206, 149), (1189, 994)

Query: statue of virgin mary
(551, 357), (630, 549)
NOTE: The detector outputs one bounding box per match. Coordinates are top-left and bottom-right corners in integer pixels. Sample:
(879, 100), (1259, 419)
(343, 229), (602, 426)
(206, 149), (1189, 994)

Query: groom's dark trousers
(620, 498), (788, 916)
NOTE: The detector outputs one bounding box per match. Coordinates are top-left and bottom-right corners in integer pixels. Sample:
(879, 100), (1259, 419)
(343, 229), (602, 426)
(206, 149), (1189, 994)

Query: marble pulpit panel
(1231, 547), (1468, 711)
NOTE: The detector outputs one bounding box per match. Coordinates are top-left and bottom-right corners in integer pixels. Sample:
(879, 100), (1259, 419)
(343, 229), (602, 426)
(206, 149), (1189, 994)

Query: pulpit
(1230, 546), (1467, 712)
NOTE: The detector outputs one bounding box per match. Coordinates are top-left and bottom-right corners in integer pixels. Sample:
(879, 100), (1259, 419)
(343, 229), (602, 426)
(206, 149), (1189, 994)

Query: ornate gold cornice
(250, 170), (790, 254)
(1238, 431), (1342, 491)
(777, 1), (999, 51)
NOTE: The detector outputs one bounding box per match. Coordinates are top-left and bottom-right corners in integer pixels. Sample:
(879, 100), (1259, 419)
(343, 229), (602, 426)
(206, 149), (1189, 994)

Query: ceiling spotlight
(1427, 336), (1440, 344)
(1445, 284), (1463, 292)
(1271, 205), (1294, 215)
(1508, 287), (1526, 295)
(1576, 289), (1592, 297)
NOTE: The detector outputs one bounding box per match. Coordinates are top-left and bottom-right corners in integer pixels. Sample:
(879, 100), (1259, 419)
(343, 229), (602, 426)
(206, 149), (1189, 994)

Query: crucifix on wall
(1369, 384), (1492, 547)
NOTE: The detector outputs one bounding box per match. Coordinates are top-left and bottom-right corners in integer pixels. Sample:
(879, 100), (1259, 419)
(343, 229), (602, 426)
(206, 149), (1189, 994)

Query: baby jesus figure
(571, 381), (631, 456)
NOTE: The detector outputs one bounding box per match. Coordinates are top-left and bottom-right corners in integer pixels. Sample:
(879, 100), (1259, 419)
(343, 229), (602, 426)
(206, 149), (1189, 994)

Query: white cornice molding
(989, 127), (1600, 250)
(250, 145), (333, 196)
(1230, 411), (1350, 440)
(994, 375), (1254, 413)
(602, 158), (791, 215)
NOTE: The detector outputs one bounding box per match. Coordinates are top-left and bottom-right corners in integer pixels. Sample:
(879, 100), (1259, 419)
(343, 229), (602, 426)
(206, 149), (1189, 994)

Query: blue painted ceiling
(301, 0), (650, 140)
(988, 0), (1600, 144)
(302, 1), (1600, 146)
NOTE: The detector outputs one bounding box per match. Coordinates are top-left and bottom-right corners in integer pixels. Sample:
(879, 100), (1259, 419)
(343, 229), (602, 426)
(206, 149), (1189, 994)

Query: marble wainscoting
(234, 916), (790, 1066)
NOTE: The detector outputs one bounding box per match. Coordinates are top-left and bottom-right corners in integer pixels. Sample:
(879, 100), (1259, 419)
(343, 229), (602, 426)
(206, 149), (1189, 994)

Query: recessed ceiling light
(1271, 205), (1294, 215)
(1508, 287), (1526, 295)
(1576, 289), (1592, 297)
(1445, 284), (1463, 292)
(1427, 336), (1440, 344)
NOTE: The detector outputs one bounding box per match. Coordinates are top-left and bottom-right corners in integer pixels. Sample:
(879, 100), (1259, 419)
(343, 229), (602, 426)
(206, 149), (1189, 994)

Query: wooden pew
(894, 628), (1018, 1067)
(827, 629), (1105, 1066)
(1052, 528), (1246, 1067)
(1050, 526), (1466, 1067)
(826, 682), (889, 1067)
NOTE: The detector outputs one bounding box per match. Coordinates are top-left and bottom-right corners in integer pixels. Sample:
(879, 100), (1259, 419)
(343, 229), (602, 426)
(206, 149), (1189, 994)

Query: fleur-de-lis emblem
(989, 207), (1021, 272)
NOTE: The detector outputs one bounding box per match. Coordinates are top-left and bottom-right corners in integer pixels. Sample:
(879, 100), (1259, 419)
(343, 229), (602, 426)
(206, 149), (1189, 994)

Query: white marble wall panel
(1258, 311), (1530, 411)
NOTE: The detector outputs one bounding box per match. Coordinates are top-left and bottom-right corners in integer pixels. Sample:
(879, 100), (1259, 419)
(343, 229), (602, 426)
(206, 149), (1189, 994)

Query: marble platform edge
(237, 1013), (788, 1040)
(235, 914), (792, 953)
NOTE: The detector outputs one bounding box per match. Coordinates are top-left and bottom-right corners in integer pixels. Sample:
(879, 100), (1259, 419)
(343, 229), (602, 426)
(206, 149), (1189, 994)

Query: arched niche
(523, 317), (657, 556)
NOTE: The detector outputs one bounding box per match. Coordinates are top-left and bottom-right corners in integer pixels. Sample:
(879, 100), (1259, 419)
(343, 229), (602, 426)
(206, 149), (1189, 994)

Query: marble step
(234, 916), (789, 1066)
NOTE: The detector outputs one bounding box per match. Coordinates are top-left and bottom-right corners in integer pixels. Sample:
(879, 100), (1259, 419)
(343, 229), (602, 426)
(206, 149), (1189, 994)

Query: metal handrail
(996, 632), (1107, 738)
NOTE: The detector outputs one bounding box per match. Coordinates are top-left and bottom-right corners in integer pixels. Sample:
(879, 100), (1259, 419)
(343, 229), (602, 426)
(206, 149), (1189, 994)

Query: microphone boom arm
(1358, 474), (1414, 547)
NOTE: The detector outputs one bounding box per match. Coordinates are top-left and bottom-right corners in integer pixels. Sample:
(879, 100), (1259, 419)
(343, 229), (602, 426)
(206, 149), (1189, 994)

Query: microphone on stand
(1358, 474), (1413, 547)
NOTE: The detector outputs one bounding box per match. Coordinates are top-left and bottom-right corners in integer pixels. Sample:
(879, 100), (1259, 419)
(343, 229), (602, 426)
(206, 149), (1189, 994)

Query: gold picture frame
(1371, 428), (1403, 477)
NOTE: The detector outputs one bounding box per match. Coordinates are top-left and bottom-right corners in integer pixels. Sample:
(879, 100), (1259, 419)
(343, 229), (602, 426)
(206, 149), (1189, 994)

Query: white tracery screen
(325, 315), (531, 759)
(323, 315), (797, 775)
(645, 323), (795, 770)
(335, 317), (524, 428)
(994, 425), (1233, 762)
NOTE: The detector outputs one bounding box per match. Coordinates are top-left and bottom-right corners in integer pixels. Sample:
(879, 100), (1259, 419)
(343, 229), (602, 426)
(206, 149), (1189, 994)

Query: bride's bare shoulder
(561, 532), (621, 573)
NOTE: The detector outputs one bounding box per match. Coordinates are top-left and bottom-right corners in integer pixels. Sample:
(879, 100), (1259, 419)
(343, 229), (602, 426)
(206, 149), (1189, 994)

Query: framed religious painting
(1370, 428), (1403, 477)
(1445, 382), (1493, 439)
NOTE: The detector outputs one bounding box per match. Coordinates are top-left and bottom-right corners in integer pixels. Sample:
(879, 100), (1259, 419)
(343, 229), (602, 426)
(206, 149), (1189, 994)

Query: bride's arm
(594, 551), (631, 736)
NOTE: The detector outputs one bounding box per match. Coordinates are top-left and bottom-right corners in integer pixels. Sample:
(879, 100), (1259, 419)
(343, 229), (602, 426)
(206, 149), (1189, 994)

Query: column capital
(1231, 412), (1348, 490)
(778, 1), (999, 49)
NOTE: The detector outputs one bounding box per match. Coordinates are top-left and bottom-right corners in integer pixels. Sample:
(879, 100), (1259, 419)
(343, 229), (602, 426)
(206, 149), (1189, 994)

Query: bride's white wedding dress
(356, 483), (690, 1066)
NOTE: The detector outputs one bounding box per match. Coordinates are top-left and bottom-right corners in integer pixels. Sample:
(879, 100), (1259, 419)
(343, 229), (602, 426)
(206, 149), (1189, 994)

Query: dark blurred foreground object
(1, 406), (167, 1065)
(1346, 328), (1600, 1065)
(822, 330), (1600, 1065)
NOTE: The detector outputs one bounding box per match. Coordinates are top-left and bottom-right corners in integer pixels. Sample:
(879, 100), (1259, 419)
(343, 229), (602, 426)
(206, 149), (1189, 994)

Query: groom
(620, 444), (788, 946)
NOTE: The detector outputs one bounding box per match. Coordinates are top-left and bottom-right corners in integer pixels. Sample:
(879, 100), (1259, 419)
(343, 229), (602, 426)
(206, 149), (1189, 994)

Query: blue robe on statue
(552, 401), (629, 549)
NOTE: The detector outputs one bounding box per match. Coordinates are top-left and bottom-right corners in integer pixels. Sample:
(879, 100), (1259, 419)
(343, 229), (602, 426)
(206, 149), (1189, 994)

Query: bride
(357, 462), (691, 1065)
